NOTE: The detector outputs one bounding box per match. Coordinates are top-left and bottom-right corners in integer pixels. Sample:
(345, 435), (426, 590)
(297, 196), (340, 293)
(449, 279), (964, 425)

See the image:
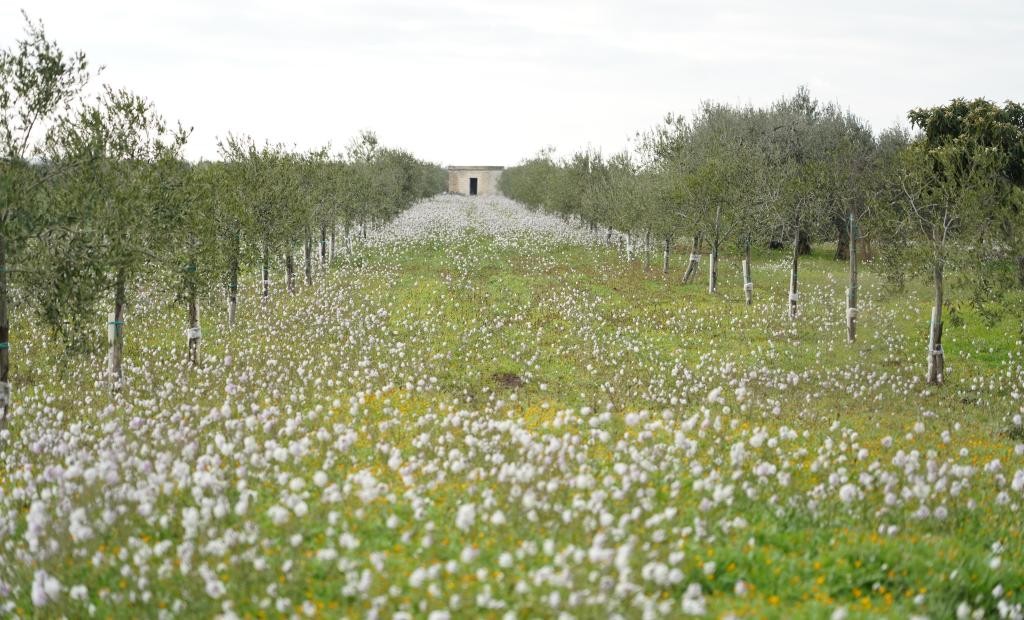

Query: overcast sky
(3, 0), (1022, 166)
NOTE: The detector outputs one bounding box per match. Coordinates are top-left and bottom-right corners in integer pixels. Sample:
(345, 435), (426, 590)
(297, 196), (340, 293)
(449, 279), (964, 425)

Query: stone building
(447, 166), (503, 196)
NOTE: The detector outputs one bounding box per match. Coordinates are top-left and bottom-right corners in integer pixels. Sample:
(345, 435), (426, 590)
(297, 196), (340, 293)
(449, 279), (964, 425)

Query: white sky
(3, 0), (1022, 166)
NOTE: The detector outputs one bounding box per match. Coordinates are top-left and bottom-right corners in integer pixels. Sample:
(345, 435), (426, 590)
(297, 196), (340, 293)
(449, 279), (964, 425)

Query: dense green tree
(870, 99), (1023, 383)
(908, 99), (1024, 296)
(875, 131), (1007, 383)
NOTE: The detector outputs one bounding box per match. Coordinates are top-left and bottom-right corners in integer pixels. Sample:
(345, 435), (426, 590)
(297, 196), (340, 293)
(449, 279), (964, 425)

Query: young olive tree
(499, 155), (558, 211)
(636, 115), (690, 275)
(632, 167), (660, 270)
(60, 86), (183, 386)
(156, 158), (225, 366)
(686, 103), (748, 293)
(729, 107), (777, 305)
(817, 112), (874, 340)
(644, 116), (706, 283)
(766, 89), (835, 318)
(277, 152), (309, 294)
(209, 153), (253, 327)
(604, 152), (644, 262)
(0, 13), (89, 423)
(223, 137), (293, 300)
(305, 150), (335, 268)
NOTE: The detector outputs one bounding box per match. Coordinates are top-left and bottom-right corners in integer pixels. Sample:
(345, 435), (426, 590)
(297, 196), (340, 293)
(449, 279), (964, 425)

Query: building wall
(448, 168), (503, 196)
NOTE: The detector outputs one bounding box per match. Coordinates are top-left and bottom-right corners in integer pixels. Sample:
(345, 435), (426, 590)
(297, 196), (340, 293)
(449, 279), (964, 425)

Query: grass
(1, 214), (1022, 618)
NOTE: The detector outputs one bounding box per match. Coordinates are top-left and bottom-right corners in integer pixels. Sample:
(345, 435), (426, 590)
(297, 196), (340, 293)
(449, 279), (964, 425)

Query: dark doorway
(469, 177), (478, 195)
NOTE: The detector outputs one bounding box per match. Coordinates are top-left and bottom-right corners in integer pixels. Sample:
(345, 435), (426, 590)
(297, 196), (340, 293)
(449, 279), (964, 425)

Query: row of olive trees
(0, 15), (444, 426)
(501, 89), (1024, 384)
(502, 90), (884, 314)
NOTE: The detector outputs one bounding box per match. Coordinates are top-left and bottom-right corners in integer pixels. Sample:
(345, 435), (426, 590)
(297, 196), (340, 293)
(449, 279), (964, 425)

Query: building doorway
(469, 178), (478, 195)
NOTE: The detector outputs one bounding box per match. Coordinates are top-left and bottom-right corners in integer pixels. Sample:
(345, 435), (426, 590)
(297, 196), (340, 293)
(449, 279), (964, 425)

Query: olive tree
(765, 89), (837, 318)
(210, 154), (253, 327)
(0, 13), (89, 423)
(686, 103), (749, 293)
(817, 112), (874, 340)
(156, 158), (224, 366)
(908, 99), (1024, 297)
(875, 100), (1019, 384)
(728, 107), (777, 305)
(60, 86), (185, 386)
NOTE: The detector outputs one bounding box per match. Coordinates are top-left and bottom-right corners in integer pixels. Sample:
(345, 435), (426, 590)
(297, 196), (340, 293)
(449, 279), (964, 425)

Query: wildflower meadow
(2, 196), (1022, 618)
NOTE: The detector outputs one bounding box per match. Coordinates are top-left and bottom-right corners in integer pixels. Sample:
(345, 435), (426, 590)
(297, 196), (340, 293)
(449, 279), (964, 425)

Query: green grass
(1, 229), (1022, 618)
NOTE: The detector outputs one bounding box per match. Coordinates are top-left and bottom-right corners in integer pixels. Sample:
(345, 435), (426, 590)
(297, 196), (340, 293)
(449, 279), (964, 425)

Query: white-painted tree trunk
(742, 238), (753, 305)
(926, 262), (945, 384)
(847, 213), (858, 342)
(682, 236), (701, 284)
(186, 304), (200, 367)
(107, 273), (126, 389)
(789, 227), (800, 319)
(708, 241), (719, 293)
(0, 235), (9, 426)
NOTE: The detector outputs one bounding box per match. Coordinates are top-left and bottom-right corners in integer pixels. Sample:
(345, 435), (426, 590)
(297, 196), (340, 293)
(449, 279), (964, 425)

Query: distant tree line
(500, 88), (1024, 385)
(0, 15), (445, 424)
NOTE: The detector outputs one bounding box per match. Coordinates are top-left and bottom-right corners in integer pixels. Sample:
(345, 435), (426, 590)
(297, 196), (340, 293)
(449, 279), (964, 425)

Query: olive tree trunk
(227, 230), (240, 327)
(0, 235), (10, 426)
(262, 243), (270, 300)
(788, 226), (800, 319)
(708, 238), (719, 293)
(846, 213), (858, 342)
(186, 293), (200, 367)
(107, 271), (126, 388)
(304, 231), (313, 286)
(926, 261), (945, 384)
(644, 228), (652, 270)
(285, 251), (296, 294)
(320, 224), (328, 266)
(682, 235), (701, 284)
(742, 237), (753, 305)
(228, 261), (238, 328)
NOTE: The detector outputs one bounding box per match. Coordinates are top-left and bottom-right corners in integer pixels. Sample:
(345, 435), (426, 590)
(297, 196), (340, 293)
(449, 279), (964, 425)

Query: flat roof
(448, 166), (504, 171)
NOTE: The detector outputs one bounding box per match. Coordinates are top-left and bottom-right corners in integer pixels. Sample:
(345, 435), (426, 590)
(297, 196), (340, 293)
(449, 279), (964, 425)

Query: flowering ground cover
(1, 195), (1023, 618)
